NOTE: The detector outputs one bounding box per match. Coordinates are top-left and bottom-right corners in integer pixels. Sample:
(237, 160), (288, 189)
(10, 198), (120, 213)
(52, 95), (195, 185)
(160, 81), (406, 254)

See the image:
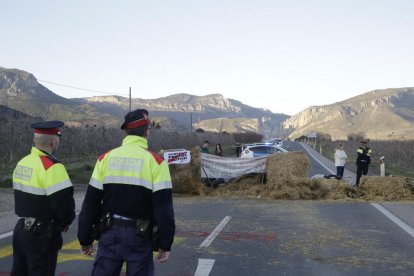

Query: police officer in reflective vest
(355, 140), (372, 186)
(11, 121), (75, 276)
(78, 109), (175, 276)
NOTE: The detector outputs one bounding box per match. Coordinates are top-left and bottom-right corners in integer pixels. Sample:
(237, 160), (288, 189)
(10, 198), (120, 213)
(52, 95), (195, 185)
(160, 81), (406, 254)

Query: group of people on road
(202, 138), (372, 187)
(11, 109), (175, 276)
(334, 140), (372, 186)
(200, 140), (224, 156)
(201, 140), (243, 157)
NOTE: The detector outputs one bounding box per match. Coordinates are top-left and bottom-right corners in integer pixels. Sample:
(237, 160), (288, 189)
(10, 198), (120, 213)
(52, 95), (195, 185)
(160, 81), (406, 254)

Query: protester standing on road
(334, 143), (347, 179)
(78, 109), (175, 276)
(235, 143), (242, 157)
(201, 140), (210, 153)
(355, 140), (372, 186)
(215, 143), (223, 156)
(11, 121), (75, 276)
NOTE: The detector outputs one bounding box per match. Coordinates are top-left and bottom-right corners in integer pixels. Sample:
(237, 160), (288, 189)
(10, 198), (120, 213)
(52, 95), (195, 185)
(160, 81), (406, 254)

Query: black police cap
(120, 109), (151, 130)
(31, 120), (64, 136)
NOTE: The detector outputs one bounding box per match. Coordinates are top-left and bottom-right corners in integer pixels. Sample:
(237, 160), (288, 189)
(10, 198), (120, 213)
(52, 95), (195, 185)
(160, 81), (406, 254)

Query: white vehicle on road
(241, 144), (287, 158)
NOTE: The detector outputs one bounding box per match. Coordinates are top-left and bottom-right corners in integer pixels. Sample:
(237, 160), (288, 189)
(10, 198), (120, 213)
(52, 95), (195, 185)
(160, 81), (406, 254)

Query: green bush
(67, 163), (94, 185)
(0, 178), (12, 188)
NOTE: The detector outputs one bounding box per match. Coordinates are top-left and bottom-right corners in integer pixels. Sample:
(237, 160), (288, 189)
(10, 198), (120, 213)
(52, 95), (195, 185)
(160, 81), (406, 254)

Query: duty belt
(112, 214), (136, 227)
(18, 217), (51, 232)
(111, 214), (150, 234)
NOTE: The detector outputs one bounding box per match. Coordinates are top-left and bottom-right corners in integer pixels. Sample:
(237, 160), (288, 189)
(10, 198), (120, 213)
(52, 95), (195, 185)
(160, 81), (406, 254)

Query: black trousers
(11, 219), (61, 276)
(92, 224), (154, 276)
(356, 163), (369, 186)
(336, 166), (345, 178)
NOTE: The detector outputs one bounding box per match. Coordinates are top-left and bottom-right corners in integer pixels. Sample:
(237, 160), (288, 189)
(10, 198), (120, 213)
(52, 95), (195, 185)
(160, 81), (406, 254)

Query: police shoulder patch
(145, 149), (164, 165)
(40, 156), (57, 171)
(98, 150), (112, 161)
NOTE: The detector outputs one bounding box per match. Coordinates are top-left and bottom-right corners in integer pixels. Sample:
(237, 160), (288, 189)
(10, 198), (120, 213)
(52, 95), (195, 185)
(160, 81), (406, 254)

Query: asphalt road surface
(1, 143), (413, 275)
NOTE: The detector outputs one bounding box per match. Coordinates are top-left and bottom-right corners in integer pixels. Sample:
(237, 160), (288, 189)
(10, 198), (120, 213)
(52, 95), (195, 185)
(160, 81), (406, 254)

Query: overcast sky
(2, 0), (413, 115)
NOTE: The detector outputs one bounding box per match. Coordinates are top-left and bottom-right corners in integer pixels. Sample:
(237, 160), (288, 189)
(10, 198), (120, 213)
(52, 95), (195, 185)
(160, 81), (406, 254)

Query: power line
(38, 79), (129, 96)
(0, 68), (129, 97)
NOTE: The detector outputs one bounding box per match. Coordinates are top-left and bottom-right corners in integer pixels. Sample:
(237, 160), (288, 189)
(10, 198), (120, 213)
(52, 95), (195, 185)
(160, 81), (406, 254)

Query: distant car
(242, 143), (270, 150)
(240, 144), (287, 158)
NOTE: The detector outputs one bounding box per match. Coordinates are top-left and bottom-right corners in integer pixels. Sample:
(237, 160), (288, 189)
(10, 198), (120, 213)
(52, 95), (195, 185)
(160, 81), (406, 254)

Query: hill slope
(1, 67), (289, 135)
(0, 67), (118, 125)
(283, 88), (414, 140)
(75, 93), (289, 136)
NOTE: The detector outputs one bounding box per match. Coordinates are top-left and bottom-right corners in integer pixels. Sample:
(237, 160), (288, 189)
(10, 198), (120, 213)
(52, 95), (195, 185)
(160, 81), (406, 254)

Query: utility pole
(129, 87), (132, 111)
(190, 113), (193, 132)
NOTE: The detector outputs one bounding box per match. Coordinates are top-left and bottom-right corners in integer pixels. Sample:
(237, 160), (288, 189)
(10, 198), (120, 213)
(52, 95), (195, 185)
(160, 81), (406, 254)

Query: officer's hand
(80, 245), (94, 256)
(156, 249), (170, 263)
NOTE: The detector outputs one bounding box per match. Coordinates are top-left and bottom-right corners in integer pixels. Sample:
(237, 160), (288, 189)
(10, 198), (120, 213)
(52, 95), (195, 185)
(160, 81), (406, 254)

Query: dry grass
(358, 176), (414, 201)
(170, 147), (204, 195)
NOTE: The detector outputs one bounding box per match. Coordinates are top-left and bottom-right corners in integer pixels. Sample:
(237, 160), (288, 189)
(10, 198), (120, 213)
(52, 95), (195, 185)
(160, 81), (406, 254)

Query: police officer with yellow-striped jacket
(11, 121), (75, 276)
(355, 140), (372, 186)
(77, 109), (175, 276)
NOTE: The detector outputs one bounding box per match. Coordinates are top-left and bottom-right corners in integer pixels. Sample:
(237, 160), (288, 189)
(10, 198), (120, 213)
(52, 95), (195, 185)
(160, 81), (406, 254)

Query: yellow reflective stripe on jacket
(13, 147), (72, 196)
(357, 148), (372, 156)
(89, 136), (172, 192)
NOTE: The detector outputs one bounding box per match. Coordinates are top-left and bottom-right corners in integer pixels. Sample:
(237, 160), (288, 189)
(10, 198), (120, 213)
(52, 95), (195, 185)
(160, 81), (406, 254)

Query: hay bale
(170, 147), (204, 195)
(216, 173), (263, 197)
(266, 152), (311, 181)
(318, 178), (355, 200)
(216, 151), (354, 200)
(359, 176), (414, 201)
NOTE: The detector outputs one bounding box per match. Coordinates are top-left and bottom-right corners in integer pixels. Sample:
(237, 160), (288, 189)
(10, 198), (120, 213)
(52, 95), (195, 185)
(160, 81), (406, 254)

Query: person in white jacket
(334, 143), (347, 179)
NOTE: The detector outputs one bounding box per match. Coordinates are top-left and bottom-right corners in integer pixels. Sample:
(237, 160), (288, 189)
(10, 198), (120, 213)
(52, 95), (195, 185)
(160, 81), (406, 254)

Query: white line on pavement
(194, 259), (215, 276)
(371, 203), (414, 239)
(0, 231), (13, 240)
(300, 143), (336, 175)
(200, 216), (231, 248)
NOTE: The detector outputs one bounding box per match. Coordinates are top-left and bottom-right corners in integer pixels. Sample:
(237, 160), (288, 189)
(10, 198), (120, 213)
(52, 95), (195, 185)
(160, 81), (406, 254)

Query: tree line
(0, 118), (263, 171)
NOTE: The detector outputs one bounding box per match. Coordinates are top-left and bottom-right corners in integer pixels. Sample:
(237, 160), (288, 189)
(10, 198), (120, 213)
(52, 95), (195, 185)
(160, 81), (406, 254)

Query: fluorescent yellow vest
(89, 136), (172, 192)
(13, 147), (72, 196)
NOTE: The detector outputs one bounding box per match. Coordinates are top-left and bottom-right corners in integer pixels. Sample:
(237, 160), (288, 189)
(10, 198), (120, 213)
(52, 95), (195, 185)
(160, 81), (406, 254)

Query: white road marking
(194, 259), (215, 276)
(200, 216), (231, 248)
(299, 142), (336, 175)
(195, 216), (231, 276)
(371, 203), (414, 239)
(0, 231), (13, 239)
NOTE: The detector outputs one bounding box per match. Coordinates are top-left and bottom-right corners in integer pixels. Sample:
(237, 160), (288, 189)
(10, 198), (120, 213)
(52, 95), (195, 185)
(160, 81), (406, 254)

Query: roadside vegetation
(0, 119), (262, 184)
(2, 119), (413, 201)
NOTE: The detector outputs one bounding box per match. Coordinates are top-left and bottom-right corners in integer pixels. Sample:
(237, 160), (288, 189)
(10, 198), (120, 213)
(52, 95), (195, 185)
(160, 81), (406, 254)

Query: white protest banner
(164, 150), (191, 164)
(200, 153), (267, 180)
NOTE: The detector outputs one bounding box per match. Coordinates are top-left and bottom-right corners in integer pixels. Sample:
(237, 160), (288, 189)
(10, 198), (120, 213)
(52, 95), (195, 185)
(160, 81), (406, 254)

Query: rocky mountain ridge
(283, 88), (414, 140)
(4, 67), (413, 140)
(0, 67), (288, 136)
